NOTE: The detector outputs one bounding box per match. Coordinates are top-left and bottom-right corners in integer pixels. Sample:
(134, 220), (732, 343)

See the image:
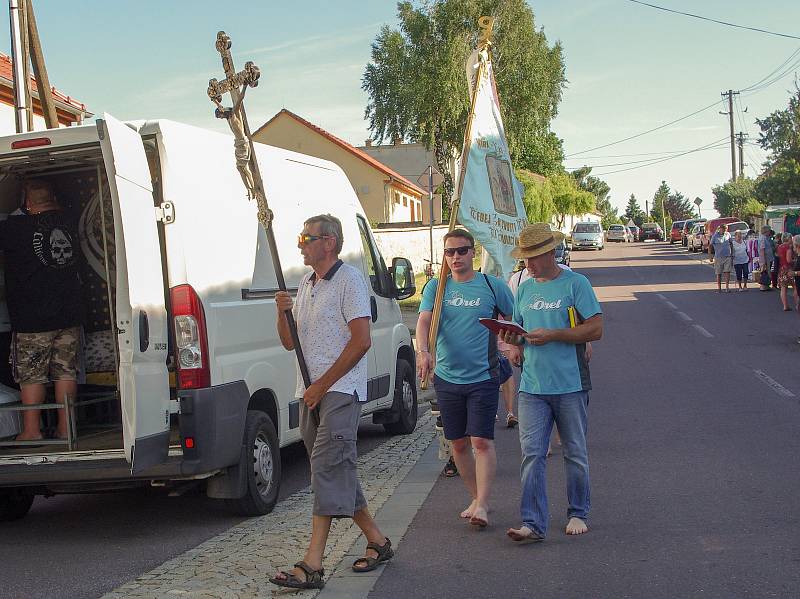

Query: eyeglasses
(297, 234), (332, 246)
(443, 245), (473, 257)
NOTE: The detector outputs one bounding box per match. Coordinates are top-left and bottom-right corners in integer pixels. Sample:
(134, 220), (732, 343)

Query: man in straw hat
(416, 228), (514, 528)
(499, 223), (603, 542)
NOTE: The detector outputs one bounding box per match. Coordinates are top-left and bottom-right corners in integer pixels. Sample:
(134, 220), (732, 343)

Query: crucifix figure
(207, 30), (310, 386)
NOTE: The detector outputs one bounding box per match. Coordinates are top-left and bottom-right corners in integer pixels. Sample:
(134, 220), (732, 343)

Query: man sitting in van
(0, 179), (83, 441)
(270, 214), (392, 590)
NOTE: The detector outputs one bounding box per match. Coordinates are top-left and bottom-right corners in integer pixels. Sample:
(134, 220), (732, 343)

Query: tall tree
(516, 169), (556, 223)
(649, 180), (671, 223)
(362, 0), (566, 204)
(712, 177), (758, 218)
(549, 172), (595, 229)
(755, 83), (800, 205)
(624, 194), (645, 226)
(663, 190), (694, 220)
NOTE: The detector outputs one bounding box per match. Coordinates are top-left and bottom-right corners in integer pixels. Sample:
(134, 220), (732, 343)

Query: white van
(0, 115), (418, 520)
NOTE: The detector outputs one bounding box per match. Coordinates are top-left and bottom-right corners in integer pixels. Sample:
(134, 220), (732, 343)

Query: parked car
(681, 218), (706, 247)
(0, 116), (418, 520)
(555, 240), (570, 266)
(606, 224), (631, 242)
(571, 221), (604, 250)
(669, 220), (686, 244)
(641, 222), (664, 241)
(628, 225), (641, 241)
(687, 222), (705, 252)
(700, 216), (740, 252)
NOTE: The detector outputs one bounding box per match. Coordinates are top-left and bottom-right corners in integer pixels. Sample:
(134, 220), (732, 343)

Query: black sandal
(268, 560), (325, 589)
(443, 458), (458, 477)
(352, 538), (394, 572)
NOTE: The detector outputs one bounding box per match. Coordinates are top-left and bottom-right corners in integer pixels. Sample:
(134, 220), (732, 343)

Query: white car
(606, 224), (631, 242)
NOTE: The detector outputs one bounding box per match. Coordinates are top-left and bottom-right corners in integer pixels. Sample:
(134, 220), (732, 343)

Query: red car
(669, 221), (686, 244)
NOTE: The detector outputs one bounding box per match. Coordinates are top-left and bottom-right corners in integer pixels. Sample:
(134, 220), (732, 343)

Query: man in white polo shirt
(269, 214), (392, 590)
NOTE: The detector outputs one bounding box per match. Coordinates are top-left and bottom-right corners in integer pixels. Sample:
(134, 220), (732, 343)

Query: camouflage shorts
(11, 327), (80, 386)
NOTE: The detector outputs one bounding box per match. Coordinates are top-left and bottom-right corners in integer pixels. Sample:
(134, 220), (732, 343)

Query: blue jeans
(518, 391), (590, 536)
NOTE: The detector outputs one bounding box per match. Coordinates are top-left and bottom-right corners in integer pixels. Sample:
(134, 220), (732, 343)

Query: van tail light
(11, 137), (51, 149)
(170, 284), (210, 389)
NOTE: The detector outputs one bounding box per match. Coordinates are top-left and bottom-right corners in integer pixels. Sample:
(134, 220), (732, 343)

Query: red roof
(0, 52), (87, 114)
(255, 109), (425, 197)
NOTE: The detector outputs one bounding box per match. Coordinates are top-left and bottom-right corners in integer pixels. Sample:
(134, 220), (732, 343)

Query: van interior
(0, 142), (178, 457)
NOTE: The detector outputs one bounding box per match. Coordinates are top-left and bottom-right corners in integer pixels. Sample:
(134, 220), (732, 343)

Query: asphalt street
(369, 240), (800, 599)
(0, 421), (398, 599)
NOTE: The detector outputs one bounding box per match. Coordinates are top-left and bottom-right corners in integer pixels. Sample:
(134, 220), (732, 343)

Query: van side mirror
(390, 257), (416, 300)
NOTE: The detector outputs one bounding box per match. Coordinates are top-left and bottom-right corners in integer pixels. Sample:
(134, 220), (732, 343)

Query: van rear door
(98, 113), (170, 474)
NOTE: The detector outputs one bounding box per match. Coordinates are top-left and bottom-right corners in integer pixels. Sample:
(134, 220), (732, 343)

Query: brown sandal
(269, 561), (325, 589)
(352, 538), (394, 572)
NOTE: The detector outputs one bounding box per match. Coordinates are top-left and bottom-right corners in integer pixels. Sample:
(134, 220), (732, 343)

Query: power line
(625, 0), (800, 41)
(563, 146), (730, 160)
(740, 46), (800, 93)
(591, 136), (730, 176)
(571, 142), (729, 169)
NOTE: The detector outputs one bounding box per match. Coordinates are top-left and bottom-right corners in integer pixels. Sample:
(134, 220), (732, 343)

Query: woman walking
(732, 230), (750, 291)
(776, 232), (795, 311)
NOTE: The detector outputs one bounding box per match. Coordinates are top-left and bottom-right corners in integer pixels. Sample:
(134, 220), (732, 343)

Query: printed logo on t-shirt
(444, 290), (482, 308)
(32, 222), (75, 269)
(525, 295), (563, 311)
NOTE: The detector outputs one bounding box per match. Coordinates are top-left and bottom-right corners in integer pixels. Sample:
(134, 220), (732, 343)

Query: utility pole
(720, 90), (739, 181)
(26, 0), (58, 128)
(735, 132), (747, 178)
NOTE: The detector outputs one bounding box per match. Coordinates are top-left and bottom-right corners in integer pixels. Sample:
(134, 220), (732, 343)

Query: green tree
(755, 84), (800, 204)
(624, 194), (646, 226)
(516, 169), (556, 223)
(362, 0), (566, 204)
(549, 172), (595, 229)
(742, 197), (766, 220)
(712, 177), (758, 218)
(650, 180), (671, 223)
(663, 191), (694, 221)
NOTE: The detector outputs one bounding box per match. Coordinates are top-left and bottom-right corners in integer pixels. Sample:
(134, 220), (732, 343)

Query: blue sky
(5, 1), (800, 217)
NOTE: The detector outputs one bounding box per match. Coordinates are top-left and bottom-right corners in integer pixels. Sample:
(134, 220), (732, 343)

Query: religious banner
(456, 42), (528, 279)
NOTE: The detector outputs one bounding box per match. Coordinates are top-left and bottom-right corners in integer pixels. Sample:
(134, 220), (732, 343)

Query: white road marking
(676, 311), (693, 322)
(692, 324), (713, 338)
(656, 293), (666, 300)
(753, 370), (796, 399)
(665, 301), (678, 310)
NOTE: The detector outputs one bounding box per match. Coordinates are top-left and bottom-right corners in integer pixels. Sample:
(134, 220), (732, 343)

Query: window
(357, 215), (392, 297)
(402, 197), (407, 207)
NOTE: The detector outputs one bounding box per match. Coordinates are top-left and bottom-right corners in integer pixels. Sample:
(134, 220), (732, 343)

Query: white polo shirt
(293, 260), (371, 402)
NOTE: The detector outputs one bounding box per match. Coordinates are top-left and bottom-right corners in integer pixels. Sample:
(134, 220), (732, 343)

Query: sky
(4, 0), (800, 219)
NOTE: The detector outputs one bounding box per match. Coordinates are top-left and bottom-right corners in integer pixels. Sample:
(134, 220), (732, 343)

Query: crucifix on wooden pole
(207, 31), (311, 387)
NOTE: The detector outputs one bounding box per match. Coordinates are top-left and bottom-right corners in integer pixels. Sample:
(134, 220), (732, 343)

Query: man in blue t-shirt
(500, 223), (603, 543)
(417, 228), (514, 528)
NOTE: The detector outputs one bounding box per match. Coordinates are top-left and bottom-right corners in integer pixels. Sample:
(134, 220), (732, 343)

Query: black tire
(0, 488), (34, 522)
(383, 360), (418, 435)
(227, 410), (281, 516)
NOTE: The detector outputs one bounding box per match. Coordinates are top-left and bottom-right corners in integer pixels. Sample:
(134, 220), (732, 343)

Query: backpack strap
(482, 273), (499, 318)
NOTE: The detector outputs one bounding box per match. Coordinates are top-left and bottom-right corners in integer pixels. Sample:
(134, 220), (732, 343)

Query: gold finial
(477, 16), (494, 48)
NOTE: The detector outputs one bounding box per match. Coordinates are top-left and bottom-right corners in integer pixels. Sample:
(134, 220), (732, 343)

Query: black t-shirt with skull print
(0, 209), (83, 333)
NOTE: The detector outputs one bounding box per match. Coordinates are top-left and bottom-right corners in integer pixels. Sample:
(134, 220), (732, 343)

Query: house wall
(0, 104), (47, 136)
(558, 212), (602, 234)
(373, 224), (450, 275)
(254, 116), (421, 225)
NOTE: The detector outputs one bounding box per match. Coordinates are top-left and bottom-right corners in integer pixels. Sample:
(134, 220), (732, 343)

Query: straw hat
(511, 222), (565, 259)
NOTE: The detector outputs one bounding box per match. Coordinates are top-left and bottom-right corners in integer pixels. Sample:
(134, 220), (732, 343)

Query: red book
(479, 318), (527, 336)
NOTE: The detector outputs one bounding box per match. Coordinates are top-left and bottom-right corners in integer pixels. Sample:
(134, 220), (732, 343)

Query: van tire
(227, 410), (281, 516)
(383, 360), (417, 435)
(0, 488), (34, 522)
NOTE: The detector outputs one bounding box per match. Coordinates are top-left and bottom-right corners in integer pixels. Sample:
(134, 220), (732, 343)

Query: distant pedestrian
(758, 226), (775, 291)
(500, 223), (603, 543)
(731, 230), (751, 291)
(776, 232), (795, 311)
(416, 228), (514, 528)
(710, 224), (733, 293)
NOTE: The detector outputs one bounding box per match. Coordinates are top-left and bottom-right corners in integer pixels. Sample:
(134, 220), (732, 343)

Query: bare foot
(460, 499), (477, 519)
(565, 517), (588, 535)
(507, 526), (544, 543)
(469, 505), (488, 528)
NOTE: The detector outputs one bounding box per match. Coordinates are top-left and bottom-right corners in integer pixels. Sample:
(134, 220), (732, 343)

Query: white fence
(373, 224), (450, 276)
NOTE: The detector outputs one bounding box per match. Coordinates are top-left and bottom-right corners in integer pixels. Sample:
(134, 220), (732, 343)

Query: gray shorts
(714, 255), (733, 275)
(300, 391), (367, 517)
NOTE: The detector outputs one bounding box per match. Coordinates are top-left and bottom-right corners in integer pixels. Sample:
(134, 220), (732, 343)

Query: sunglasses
(444, 245), (473, 257)
(297, 234), (332, 246)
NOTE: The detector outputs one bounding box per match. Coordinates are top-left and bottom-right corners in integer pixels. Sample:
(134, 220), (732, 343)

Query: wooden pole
(420, 49), (488, 390)
(26, 0), (58, 129)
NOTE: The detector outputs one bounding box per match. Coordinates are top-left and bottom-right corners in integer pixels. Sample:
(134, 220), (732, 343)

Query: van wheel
(227, 410), (281, 516)
(383, 360), (417, 435)
(0, 488), (34, 521)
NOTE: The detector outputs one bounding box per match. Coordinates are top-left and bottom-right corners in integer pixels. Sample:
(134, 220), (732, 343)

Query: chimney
(365, 139), (372, 147)
(393, 136), (402, 146)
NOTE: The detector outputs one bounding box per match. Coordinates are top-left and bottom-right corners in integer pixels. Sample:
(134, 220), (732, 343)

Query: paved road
(0, 420), (399, 599)
(369, 240), (800, 599)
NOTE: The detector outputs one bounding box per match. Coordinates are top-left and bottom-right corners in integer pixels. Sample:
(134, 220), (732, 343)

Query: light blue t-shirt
(420, 273), (514, 384)
(513, 269), (602, 395)
(711, 232), (732, 257)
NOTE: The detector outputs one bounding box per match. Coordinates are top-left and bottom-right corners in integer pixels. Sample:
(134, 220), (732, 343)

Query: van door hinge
(155, 201), (175, 225)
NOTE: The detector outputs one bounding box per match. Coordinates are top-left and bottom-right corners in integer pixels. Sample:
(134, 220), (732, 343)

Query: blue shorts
(497, 354), (513, 385)
(433, 374), (499, 440)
